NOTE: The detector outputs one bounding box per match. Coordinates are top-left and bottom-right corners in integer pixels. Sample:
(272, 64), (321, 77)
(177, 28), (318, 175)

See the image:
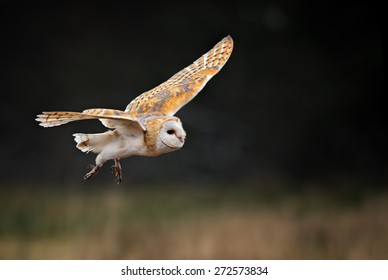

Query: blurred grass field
(1, 183), (388, 259)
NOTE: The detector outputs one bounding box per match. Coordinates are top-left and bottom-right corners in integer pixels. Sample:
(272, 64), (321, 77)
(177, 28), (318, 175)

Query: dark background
(1, 1), (384, 188)
(1, 1), (387, 260)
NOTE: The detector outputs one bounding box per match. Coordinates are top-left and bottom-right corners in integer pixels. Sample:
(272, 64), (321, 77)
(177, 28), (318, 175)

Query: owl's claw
(110, 159), (122, 184)
(83, 164), (100, 180)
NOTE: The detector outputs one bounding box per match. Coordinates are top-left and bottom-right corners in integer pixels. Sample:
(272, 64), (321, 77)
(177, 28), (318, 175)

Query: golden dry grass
(1, 185), (387, 259)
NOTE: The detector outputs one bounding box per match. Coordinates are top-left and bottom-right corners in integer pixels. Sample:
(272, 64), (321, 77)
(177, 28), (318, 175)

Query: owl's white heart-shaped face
(159, 120), (186, 149)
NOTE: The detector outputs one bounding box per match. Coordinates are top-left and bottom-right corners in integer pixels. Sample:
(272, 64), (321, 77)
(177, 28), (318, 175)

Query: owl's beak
(177, 136), (185, 143)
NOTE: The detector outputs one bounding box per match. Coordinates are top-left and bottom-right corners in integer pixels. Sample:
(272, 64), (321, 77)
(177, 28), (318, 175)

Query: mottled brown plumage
(125, 35), (233, 117)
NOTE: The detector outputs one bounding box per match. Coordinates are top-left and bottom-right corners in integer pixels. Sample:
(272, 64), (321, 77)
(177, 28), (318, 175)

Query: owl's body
(36, 36), (233, 183)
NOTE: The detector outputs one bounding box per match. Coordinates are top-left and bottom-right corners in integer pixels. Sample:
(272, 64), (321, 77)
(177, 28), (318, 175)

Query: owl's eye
(167, 129), (175, 135)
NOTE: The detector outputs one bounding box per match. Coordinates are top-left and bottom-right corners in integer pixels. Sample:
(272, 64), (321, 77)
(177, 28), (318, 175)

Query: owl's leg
(83, 164), (101, 180)
(110, 158), (122, 184)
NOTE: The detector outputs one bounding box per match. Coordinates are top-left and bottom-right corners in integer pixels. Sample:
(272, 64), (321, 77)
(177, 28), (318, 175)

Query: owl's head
(159, 119), (186, 150)
(144, 116), (186, 155)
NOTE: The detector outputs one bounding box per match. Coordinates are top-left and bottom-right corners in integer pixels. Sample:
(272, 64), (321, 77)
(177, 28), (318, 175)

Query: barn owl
(36, 35), (233, 183)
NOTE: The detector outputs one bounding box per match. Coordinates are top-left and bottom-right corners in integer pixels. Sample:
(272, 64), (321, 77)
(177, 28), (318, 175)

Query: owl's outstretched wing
(36, 108), (146, 131)
(125, 35), (233, 117)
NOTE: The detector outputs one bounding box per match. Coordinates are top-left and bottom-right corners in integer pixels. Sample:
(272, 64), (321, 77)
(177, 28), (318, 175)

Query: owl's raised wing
(125, 35), (233, 117)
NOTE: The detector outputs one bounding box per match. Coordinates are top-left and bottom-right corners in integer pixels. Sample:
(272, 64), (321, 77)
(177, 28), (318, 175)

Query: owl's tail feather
(36, 111), (94, 127)
(73, 131), (116, 154)
(73, 133), (93, 153)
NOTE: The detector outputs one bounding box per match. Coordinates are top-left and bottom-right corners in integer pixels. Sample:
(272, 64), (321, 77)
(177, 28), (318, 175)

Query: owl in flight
(36, 36), (233, 183)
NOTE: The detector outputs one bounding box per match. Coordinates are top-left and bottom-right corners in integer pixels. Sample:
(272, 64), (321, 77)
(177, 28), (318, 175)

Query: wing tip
(35, 112), (70, 128)
(37, 122), (58, 128)
(222, 35), (233, 45)
(36, 113), (48, 127)
(224, 35), (234, 50)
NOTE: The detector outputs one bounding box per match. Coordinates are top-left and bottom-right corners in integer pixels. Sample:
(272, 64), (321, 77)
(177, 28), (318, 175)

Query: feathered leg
(83, 164), (101, 180)
(110, 159), (122, 184)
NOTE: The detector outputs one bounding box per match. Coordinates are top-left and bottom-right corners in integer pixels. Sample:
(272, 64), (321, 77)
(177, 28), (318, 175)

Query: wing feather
(36, 108), (146, 131)
(125, 35), (233, 117)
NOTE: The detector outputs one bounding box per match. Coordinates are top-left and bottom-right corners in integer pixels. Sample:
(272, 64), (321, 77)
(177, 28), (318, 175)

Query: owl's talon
(110, 159), (122, 184)
(84, 164), (100, 180)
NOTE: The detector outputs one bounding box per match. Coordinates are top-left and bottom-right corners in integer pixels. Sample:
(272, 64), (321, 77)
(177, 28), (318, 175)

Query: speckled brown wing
(36, 108), (146, 131)
(125, 35), (233, 117)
